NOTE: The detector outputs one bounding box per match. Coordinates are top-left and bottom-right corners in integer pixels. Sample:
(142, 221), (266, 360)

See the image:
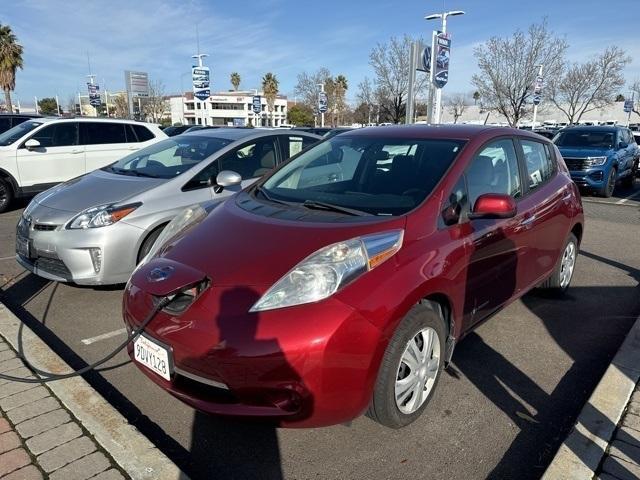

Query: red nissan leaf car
(123, 125), (584, 429)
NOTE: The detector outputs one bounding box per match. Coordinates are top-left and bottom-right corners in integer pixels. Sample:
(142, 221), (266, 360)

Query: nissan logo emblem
(147, 265), (175, 283)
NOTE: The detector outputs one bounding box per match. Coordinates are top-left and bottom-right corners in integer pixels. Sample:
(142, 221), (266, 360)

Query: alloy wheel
(395, 327), (441, 415)
(559, 241), (576, 289)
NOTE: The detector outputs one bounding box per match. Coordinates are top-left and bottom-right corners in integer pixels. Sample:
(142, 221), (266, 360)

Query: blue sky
(4, 0), (640, 107)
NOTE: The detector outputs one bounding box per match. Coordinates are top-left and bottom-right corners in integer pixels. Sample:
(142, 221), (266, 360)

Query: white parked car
(0, 117), (166, 212)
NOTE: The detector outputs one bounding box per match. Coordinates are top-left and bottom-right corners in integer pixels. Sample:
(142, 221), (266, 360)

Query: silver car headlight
(250, 230), (404, 312)
(139, 204), (208, 267)
(65, 203), (141, 229)
(586, 156), (607, 166)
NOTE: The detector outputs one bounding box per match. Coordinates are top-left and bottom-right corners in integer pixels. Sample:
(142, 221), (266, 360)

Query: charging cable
(0, 295), (173, 384)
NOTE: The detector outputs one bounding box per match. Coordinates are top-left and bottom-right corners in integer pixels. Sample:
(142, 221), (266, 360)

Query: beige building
(169, 91), (288, 127)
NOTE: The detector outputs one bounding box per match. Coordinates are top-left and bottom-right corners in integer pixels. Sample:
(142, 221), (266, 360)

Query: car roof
(23, 117), (159, 126)
(182, 128), (320, 141)
(342, 124), (510, 140)
(562, 125), (621, 132)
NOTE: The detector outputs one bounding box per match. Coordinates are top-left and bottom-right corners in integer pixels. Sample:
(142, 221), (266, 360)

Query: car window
(521, 139), (555, 190)
(0, 118), (10, 132)
(554, 130), (615, 149)
(219, 137), (278, 180)
(105, 136), (231, 180)
(30, 122), (78, 148)
(440, 176), (468, 227)
(132, 124), (155, 142)
(80, 122), (127, 145)
(261, 136), (465, 216)
(466, 138), (521, 208)
(0, 120), (43, 146)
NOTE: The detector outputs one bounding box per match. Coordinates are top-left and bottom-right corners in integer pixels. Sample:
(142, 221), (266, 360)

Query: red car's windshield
(261, 136), (466, 216)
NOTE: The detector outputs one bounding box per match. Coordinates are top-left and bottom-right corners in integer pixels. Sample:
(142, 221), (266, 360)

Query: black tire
(367, 303), (446, 429)
(539, 233), (578, 295)
(136, 225), (166, 264)
(600, 168), (616, 198)
(0, 178), (14, 214)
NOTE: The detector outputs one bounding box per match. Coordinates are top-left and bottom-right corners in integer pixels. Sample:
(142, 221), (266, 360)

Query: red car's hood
(137, 197), (406, 292)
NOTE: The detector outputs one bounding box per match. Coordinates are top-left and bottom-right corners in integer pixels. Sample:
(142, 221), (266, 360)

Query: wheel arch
(136, 221), (170, 263)
(0, 168), (18, 195)
(571, 222), (583, 246)
(420, 293), (456, 366)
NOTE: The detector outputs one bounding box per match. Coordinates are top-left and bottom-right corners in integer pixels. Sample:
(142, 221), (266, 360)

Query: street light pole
(425, 10), (465, 124)
(531, 64), (544, 130)
(192, 53), (209, 127)
(317, 83), (325, 127)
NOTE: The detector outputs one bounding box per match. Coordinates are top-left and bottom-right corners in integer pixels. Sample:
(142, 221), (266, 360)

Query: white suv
(0, 117), (166, 212)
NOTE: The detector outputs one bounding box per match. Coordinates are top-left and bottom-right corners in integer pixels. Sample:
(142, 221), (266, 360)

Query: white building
(169, 91), (288, 127)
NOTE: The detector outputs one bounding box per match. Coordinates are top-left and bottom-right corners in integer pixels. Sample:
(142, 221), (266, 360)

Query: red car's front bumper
(123, 281), (388, 428)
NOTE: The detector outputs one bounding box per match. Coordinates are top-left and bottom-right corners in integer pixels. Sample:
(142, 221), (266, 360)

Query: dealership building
(168, 91), (288, 127)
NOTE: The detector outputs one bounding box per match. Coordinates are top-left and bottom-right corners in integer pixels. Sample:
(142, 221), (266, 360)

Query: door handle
(70, 149), (83, 154)
(128, 146), (139, 151)
(520, 214), (536, 226)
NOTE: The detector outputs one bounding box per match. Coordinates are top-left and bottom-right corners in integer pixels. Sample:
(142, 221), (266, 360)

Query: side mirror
(619, 142), (629, 149)
(212, 170), (242, 194)
(468, 193), (517, 220)
(24, 139), (41, 150)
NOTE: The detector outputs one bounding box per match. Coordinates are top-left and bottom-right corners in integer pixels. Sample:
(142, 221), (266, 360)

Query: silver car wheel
(395, 327), (441, 415)
(559, 241), (576, 289)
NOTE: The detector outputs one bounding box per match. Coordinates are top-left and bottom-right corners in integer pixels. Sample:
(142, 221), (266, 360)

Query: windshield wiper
(302, 200), (372, 216)
(255, 186), (291, 206)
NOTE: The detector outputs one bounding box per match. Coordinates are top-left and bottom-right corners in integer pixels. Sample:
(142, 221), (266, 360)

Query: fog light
(88, 248), (102, 273)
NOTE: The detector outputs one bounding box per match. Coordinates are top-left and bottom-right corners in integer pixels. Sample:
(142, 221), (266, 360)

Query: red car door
(461, 137), (534, 331)
(517, 138), (570, 286)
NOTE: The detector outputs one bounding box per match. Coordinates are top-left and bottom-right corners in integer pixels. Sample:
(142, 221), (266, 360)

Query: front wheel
(600, 169), (616, 198)
(367, 303), (446, 429)
(539, 233), (578, 295)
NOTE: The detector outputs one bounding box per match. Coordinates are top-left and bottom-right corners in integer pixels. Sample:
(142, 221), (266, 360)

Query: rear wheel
(539, 233), (578, 295)
(0, 178), (13, 214)
(622, 164), (637, 188)
(367, 303), (446, 429)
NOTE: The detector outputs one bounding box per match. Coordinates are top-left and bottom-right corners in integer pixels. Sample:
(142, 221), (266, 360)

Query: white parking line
(615, 191), (640, 205)
(81, 328), (127, 345)
(582, 198), (639, 207)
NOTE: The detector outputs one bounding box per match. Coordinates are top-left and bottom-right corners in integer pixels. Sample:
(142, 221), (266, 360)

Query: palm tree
(334, 75), (348, 126)
(261, 72), (279, 127)
(472, 91), (480, 105)
(230, 72), (241, 91)
(0, 24), (23, 113)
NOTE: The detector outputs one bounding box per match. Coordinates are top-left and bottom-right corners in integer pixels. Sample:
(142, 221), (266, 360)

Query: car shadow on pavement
(452, 248), (640, 479)
(185, 287), (312, 480)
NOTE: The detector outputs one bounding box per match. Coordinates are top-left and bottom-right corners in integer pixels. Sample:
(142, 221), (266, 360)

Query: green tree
(230, 72), (241, 91)
(261, 72), (279, 127)
(38, 97), (59, 115)
(0, 24), (24, 113)
(287, 104), (314, 126)
(473, 91), (480, 105)
(615, 93), (625, 102)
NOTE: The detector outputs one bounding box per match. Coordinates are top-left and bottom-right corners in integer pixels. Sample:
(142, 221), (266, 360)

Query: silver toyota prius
(16, 128), (320, 285)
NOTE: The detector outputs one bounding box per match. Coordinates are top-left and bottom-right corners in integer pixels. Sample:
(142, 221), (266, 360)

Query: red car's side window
(521, 139), (555, 191)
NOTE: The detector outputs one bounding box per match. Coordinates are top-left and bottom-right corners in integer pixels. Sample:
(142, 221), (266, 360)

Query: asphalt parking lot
(1, 185), (639, 480)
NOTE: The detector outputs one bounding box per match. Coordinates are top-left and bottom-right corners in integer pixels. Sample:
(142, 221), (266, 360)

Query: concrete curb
(0, 302), (189, 480)
(543, 314), (640, 480)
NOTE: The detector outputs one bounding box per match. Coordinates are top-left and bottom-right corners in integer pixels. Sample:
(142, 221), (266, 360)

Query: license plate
(134, 335), (172, 381)
(16, 236), (30, 258)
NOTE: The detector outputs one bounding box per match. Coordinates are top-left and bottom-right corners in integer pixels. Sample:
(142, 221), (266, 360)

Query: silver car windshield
(260, 136), (465, 216)
(103, 136), (231, 179)
(0, 120), (43, 146)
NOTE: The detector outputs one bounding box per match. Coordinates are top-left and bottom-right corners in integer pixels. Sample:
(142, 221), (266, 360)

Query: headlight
(65, 203), (141, 229)
(22, 198), (39, 219)
(587, 156), (607, 166)
(139, 204), (208, 266)
(250, 230), (404, 312)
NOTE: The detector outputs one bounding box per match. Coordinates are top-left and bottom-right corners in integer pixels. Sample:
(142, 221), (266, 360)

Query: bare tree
(548, 47), (630, 124)
(142, 80), (167, 123)
(294, 68), (332, 109)
(472, 20), (568, 127)
(446, 94), (469, 123)
(356, 77), (376, 124)
(369, 35), (427, 124)
(112, 93), (130, 119)
(66, 95), (77, 115)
